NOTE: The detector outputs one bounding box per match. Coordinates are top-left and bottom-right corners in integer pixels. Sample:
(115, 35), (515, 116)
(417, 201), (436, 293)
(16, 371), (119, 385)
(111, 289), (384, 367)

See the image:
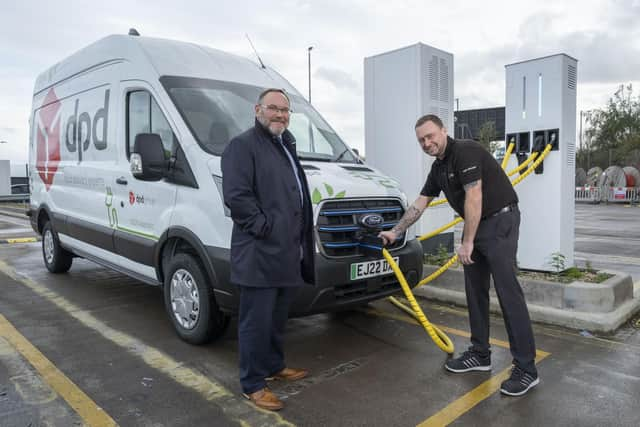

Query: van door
(110, 83), (179, 280)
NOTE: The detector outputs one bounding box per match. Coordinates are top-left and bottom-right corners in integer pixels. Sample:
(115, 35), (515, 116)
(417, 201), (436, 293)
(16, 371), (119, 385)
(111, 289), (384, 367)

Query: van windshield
(160, 76), (359, 163)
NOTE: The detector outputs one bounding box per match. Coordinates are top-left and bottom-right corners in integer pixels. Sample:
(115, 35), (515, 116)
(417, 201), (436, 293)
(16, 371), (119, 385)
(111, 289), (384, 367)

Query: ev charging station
(364, 43), (455, 251)
(504, 54), (578, 271)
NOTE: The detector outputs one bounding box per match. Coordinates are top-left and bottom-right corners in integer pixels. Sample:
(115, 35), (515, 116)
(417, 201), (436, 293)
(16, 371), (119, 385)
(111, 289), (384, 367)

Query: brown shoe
(266, 367), (309, 381)
(242, 387), (283, 411)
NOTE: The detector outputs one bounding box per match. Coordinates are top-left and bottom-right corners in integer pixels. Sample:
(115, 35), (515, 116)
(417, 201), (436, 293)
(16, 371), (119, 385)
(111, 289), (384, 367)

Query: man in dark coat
(221, 88), (315, 411)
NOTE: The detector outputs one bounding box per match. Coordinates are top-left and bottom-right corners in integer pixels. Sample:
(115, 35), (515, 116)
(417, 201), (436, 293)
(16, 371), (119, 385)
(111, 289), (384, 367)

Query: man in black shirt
(379, 114), (539, 396)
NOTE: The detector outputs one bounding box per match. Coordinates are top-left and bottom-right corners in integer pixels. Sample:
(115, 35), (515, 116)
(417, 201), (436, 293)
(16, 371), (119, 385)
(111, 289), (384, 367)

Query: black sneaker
(444, 350), (492, 373)
(500, 366), (539, 396)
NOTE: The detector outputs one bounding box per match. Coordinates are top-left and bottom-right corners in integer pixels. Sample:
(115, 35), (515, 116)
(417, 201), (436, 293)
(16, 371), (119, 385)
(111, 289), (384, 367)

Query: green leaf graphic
(324, 183), (334, 197)
(335, 191), (346, 198)
(312, 188), (322, 204)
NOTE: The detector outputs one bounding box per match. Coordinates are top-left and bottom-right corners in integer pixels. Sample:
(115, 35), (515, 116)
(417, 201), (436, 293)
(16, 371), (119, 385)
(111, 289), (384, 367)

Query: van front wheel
(164, 253), (229, 344)
(42, 221), (73, 273)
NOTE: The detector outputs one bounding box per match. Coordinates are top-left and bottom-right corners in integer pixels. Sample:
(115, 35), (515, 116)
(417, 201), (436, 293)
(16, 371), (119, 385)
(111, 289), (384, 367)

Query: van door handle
(116, 177), (128, 185)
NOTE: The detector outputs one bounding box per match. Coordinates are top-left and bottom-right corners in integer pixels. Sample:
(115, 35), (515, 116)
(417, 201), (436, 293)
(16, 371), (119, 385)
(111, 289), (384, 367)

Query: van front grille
(317, 199), (405, 257)
(333, 274), (400, 299)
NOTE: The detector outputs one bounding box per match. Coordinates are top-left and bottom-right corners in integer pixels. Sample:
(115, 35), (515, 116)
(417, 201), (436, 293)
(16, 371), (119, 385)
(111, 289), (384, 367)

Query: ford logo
(360, 214), (384, 228)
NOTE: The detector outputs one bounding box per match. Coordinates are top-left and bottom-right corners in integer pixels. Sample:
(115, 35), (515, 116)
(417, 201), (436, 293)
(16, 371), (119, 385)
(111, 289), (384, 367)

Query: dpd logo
(128, 191), (146, 205)
(65, 89), (110, 162)
(36, 89), (62, 191)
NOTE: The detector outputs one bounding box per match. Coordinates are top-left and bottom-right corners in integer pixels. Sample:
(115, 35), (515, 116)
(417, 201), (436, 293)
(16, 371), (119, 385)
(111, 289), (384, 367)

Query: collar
(254, 118), (296, 145)
(439, 136), (456, 161)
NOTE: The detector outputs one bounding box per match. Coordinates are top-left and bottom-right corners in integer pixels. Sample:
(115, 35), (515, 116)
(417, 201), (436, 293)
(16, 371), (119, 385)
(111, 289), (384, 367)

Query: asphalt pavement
(0, 203), (638, 426)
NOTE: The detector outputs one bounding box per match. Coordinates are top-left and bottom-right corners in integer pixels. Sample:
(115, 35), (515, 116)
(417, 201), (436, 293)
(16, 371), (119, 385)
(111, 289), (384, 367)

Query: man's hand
(457, 241), (475, 265)
(378, 230), (398, 246)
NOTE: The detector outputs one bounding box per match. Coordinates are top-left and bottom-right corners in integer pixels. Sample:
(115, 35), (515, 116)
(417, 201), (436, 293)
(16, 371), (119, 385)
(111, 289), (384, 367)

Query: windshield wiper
(298, 154), (332, 162)
(334, 149), (351, 163)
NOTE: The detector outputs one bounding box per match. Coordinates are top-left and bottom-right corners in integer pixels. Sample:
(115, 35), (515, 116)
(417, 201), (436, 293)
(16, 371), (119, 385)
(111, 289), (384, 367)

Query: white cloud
(1, 0), (639, 164)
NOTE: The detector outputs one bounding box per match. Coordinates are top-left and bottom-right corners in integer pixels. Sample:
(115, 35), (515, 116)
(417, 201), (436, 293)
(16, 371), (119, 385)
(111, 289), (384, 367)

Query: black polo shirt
(420, 137), (518, 219)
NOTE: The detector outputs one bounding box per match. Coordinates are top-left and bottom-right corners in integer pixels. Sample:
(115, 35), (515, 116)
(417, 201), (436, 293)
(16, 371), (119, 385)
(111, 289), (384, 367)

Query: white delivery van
(28, 32), (424, 344)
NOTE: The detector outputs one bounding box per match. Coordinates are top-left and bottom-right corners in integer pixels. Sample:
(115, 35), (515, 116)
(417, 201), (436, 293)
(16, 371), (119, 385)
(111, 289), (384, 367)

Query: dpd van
(28, 32), (424, 344)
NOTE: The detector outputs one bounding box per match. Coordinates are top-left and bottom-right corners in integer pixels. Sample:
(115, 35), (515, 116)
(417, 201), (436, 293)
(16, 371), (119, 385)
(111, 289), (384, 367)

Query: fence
(575, 186), (639, 204)
(575, 186), (602, 203)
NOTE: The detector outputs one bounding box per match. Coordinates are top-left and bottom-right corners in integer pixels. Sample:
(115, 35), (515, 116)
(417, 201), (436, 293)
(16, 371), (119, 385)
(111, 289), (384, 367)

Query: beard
(257, 115), (286, 137)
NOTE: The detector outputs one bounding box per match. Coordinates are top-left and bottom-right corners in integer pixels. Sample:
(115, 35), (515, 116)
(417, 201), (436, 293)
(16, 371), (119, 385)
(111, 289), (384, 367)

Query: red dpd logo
(129, 191), (135, 205)
(36, 89), (61, 191)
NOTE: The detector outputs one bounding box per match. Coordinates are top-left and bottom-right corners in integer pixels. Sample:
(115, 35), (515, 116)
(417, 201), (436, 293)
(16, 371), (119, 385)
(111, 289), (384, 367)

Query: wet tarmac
(0, 203), (638, 426)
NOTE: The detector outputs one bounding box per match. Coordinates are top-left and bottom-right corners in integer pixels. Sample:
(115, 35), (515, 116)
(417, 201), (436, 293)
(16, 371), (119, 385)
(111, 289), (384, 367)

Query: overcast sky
(1, 0), (639, 169)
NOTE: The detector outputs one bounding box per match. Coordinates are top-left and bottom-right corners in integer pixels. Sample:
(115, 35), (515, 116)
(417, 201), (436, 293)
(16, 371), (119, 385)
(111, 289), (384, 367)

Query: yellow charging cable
(383, 248), (454, 353)
(501, 142), (516, 170)
(511, 144), (553, 186)
(381, 143), (553, 353)
(507, 152), (538, 177)
(428, 198), (448, 208)
(418, 216), (463, 242)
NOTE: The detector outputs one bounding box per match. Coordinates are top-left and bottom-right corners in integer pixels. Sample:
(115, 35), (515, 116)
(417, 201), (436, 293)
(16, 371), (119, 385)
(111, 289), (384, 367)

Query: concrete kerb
(414, 265), (640, 333)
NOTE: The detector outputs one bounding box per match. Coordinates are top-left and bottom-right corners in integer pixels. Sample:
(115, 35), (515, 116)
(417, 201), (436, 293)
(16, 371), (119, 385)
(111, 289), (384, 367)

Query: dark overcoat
(221, 120), (315, 287)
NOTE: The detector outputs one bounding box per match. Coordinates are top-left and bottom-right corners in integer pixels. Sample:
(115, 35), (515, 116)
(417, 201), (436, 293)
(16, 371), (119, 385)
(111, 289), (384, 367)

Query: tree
(477, 121), (496, 151)
(584, 84), (640, 167)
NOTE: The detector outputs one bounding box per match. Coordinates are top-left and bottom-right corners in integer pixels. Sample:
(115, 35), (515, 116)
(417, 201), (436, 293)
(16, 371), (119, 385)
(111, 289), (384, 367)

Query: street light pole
(307, 46), (313, 103)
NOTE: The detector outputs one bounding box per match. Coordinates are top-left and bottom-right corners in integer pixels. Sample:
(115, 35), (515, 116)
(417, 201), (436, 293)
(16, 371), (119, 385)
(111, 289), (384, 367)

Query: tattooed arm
(379, 195), (433, 245)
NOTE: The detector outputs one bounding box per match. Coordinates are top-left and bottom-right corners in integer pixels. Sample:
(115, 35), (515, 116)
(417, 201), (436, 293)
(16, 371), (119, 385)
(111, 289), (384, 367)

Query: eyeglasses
(260, 104), (292, 114)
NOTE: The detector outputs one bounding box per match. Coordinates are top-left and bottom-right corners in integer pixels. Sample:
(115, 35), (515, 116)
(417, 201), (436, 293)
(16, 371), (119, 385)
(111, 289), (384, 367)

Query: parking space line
(418, 352), (550, 427)
(0, 215), (30, 226)
(364, 304), (550, 355)
(362, 306), (552, 426)
(0, 314), (117, 426)
(364, 306), (508, 351)
(0, 237), (38, 244)
(0, 260), (294, 427)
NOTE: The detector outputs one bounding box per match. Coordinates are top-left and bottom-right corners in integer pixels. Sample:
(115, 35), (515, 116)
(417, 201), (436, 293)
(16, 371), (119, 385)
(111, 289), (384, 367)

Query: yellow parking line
(363, 306), (551, 426)
(1, 237), (38, 244)
(364, 306), (518, 351)
(0, 259), (293, 427)
(0, 314), (117, 426)
(418, 352), (550, 427)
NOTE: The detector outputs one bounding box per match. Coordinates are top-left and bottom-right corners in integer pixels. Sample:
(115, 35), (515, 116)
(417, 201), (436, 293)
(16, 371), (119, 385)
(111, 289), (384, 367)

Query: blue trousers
(238, 286), (296, 394)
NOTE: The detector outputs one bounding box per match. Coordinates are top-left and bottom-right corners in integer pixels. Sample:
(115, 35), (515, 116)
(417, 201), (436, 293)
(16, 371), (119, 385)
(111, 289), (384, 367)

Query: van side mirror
(351, 148), (365, 164)
(130, 133), (168, 181)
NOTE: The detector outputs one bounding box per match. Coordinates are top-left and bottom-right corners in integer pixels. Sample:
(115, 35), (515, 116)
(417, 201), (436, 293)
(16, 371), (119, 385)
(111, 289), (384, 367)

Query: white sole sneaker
(500, 377), (540, 396)
(445, 364), (492, 373)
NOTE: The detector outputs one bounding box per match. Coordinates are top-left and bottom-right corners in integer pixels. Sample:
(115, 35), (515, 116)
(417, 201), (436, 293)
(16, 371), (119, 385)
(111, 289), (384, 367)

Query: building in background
(454, 106), (505, 141)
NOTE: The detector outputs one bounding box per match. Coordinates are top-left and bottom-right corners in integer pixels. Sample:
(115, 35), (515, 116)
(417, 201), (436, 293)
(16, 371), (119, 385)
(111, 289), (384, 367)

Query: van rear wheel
(42, 221), (73, 273)
(164, 253), (229, 344)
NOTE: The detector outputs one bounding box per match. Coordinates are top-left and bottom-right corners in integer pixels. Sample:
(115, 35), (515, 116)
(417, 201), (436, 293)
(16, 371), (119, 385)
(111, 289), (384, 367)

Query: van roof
(34, 34), (298, 96)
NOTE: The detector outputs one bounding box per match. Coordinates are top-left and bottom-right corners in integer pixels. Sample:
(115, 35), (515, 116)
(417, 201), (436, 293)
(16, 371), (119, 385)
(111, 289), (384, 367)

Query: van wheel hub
(44, 229), (55, 264)
(170, 268), (200, 330)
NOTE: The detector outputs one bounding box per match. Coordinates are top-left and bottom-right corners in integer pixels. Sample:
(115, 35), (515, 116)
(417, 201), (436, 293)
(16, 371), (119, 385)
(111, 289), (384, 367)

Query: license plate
(350, 257), (399, 280)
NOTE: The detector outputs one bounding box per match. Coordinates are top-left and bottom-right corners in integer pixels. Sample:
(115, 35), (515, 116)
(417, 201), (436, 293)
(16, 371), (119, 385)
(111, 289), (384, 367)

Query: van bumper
(290, 239), (424, 316)
(208, 239), (424, 316)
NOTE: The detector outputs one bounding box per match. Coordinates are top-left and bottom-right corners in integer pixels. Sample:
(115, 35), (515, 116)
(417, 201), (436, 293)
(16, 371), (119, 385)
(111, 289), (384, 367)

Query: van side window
(127, 90), (177, 159)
